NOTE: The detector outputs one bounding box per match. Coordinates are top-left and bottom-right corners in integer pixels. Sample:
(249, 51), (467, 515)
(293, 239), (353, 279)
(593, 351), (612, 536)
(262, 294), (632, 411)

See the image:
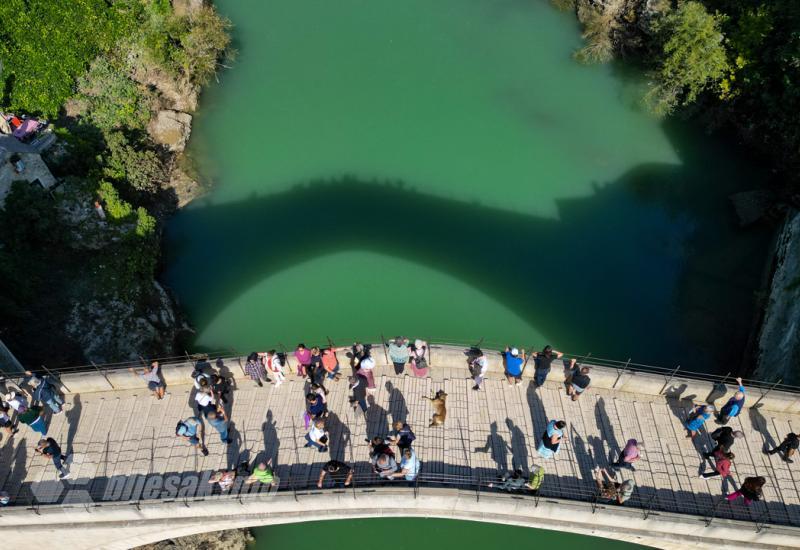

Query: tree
(103, 131), (167, 194)
(646, 2), (730, 115)
(0, 0), (136, 116)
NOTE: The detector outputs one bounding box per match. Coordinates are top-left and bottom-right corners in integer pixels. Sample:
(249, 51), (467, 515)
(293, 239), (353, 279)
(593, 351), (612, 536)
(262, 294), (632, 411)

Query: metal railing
(8, 336), (799, 396)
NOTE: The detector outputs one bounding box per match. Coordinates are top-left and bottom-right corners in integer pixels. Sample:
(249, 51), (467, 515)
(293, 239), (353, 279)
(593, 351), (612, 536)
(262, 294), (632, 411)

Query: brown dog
(424, 390), (448, 427)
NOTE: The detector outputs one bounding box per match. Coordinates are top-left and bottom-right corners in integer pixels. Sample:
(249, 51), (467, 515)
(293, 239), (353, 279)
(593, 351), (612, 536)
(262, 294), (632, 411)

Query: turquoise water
(166, 0), (771, 377)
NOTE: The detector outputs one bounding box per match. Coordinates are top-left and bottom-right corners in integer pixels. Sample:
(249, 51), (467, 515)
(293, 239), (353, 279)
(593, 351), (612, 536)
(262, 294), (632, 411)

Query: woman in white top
(356, 353), (376, 390)
(471, 350), (488, 391)
(260, 350), (285, 387)
(410, 339), (429, 378)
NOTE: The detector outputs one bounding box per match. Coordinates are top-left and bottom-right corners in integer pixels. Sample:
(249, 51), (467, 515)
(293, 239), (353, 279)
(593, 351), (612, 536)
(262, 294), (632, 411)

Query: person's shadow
(65, 393), (82, 457)
(326, 411), (351, 462)
(261, 410), (279, 468)
(226, 422), (241, 470)
(595, 397), (620, 462)
(506, 418), (528, 474)
(748, 405), (777, 452)
(475, 421), (509, 473)
(385, 381), (408, 424)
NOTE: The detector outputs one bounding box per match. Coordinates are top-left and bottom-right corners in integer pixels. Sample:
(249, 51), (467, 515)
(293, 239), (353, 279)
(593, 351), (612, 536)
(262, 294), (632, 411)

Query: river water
(164, 0), (773, 546)
(166, 0), (771, 373)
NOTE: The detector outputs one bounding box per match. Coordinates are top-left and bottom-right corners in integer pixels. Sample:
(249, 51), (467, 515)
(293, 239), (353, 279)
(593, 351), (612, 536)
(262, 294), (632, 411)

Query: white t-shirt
(308, 425), (326, 442)
(6, 395), (27, 412)
(473, 356), (488, 376)
(359, 357), (375, 371)
(195, 392), (214, 407)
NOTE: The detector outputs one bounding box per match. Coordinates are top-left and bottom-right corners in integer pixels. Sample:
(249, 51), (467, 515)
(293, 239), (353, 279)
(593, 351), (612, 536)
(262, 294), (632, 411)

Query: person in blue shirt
(306, 392), (327, 419)
(392, 447), (420, 482)
(685, 404), (714, 438)
(503, 346), (526, 386)
(537, 419), (566, 458)
(717, 378), (745, 425)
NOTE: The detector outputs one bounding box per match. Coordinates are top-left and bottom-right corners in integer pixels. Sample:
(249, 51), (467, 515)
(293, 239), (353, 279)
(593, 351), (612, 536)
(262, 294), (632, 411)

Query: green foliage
(0, 0), (136, 116)
(135, 206), (156, 238)
(76, 57), (152, 131)
(97, 180), (133, 221)
(103, 131), (166, 194)
(646, 2), (729, 115)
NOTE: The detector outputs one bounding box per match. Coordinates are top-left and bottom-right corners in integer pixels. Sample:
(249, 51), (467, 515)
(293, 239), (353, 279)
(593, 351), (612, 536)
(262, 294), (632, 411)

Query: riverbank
(0, 0), (230, 368)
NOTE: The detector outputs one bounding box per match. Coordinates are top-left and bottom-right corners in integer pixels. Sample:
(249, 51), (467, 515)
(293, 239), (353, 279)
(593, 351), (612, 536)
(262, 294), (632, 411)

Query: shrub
(97, 180), (133, 221)
(574, 2), (617, 64)
(77, 57), (152, 131)
(103, 131), (166, 194)
(646, 2), (729, 115)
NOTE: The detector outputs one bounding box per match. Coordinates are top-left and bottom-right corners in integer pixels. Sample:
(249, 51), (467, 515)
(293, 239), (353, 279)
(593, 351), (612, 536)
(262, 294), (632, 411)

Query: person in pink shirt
(613, 439), (644, 471)
(294, 343), (312, 378)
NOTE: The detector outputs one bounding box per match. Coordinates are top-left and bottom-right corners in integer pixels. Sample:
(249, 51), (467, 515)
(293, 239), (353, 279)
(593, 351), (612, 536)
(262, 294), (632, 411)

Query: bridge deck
(2, 363), (799, 528)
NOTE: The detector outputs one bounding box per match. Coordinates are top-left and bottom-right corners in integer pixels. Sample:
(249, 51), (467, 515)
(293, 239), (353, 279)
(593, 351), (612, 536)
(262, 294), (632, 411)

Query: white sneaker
(59, 472), (70, 480)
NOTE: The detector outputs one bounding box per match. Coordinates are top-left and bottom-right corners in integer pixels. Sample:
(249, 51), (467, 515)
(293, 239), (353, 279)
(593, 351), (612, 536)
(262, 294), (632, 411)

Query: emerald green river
(164, 1), (773, 544)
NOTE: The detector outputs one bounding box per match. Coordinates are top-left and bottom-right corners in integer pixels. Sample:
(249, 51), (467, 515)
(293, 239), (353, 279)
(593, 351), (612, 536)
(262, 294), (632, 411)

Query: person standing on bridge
(322, 345), (344, 381)
(532, 345), (564, 387)
(261, 350), (285, 388)
(205, 409), (231, 444)
(176, 416), (209, 456)
(715, 377), (745, 425)
(353, 344), (377, 390)
(685, 404), (714, 439)
(35, 437), (69, 480)
(409, 339), (429, 378)
(703, 426), (744, 459)
(318, 460), (353, 488)
(471, 349), (488, 391)
(388, 337), (410, 375)
(294, 343), (312, 379)
(309, 347), (326, 386)
(613, 439), (644, 471)
(763, 432), (799, 463)
(503, 346), (525, 386)
(349, 374), (369, 414)
(129, 361), (165, 400)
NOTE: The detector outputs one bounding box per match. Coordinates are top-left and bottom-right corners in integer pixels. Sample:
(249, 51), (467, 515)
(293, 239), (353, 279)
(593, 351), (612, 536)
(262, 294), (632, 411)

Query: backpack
(528, 466), (545, 491)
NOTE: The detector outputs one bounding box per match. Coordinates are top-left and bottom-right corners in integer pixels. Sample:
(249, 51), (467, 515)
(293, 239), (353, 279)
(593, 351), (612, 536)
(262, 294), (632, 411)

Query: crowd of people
(1, 340), (797, 512)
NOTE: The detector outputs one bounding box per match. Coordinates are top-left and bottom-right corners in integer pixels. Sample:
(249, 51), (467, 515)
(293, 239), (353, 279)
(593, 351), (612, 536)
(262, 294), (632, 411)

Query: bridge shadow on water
(165, 120), (771, 371)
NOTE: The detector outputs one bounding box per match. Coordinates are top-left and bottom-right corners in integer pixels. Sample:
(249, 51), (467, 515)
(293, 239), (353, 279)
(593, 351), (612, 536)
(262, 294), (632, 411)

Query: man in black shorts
(317, 460), (353, 488)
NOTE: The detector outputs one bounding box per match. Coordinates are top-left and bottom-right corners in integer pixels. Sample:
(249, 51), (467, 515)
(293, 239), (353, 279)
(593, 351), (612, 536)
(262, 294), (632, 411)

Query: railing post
(427, 337), (432, 367)
(612, 358), (631, 389)
(659, 365), (681, 395)
(91, 361), (114, 389)
(704, 496), (723, 526)
(753, 379), (783, 408)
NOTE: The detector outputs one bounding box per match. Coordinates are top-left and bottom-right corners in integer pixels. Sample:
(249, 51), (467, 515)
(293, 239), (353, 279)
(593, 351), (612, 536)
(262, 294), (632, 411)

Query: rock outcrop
(149, 110), (193, 153)
(134, 528), (254, 550)
(754, 209), (800, 385)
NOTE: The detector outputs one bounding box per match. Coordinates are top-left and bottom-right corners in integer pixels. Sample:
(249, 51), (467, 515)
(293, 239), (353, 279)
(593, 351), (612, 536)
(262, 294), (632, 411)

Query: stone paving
(1, 361), (799, 528)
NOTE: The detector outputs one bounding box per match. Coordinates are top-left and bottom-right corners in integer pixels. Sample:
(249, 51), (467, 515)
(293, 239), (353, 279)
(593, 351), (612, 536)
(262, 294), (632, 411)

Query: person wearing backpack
(176, 416), (208, 456)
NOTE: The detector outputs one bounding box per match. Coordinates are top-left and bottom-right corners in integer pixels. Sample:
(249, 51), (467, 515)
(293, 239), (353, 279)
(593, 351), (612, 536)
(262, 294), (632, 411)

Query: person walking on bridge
(35, 437), (69, 480)
(205, 410), (231, 444)
(537, 419), (566, 458)
(685, 404), (714, 439)
(700, 450), (734, 481)
(503, 346), (525, 387)
(716, 377), (745, 425)
(726, 476), (765, 505)
(348, 374), (369, 415)
(763, 432), (799, 463)
(613, 439), (644, 471)
(532, 345), (564, 387)
(703, 426), (743, 459)
(176, 416), (209, 456)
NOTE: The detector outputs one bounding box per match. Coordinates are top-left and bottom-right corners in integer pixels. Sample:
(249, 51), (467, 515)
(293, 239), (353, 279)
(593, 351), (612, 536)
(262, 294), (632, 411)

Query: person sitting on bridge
(318, 460), (353, 488)
(703, 426), (743, 459)
(369, 436), (394, 459)
(245, 459), (276, 486)
(372, 452), (398, 480)
(23, 371), (64, 414)
(613, 439), (644, 471)
(176, 416), (209, 456)
(35, 437), (70, 480)
(532, 345), (564, 387)
(387, 421), (416, 453)
(392, 447), (420, 482)
(294, 343), (312, 379)
(305, 418), (329, 453)
(306, 392), (327, 420)
(566, 360), (591, 401)
(322, 345), (345, 381)
(503, 346), (526, 387)
(244, 352), (268, 387)
(537, 419), (566, 459)
(716, 377), (745, 425)
(209, 469), (236, 492)
(594, 467), (635, 505)
(129, 361), (165, 400)
(763, 432), (799, 464)
(488, 469), (526, 491)
(685, 404), (714, 439)
(0, 403), (18, 439)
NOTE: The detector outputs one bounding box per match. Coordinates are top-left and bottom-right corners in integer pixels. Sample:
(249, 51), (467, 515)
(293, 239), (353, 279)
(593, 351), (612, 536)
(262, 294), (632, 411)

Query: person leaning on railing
(716, 377), (745, 425)
(129, 361), (165, 400)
